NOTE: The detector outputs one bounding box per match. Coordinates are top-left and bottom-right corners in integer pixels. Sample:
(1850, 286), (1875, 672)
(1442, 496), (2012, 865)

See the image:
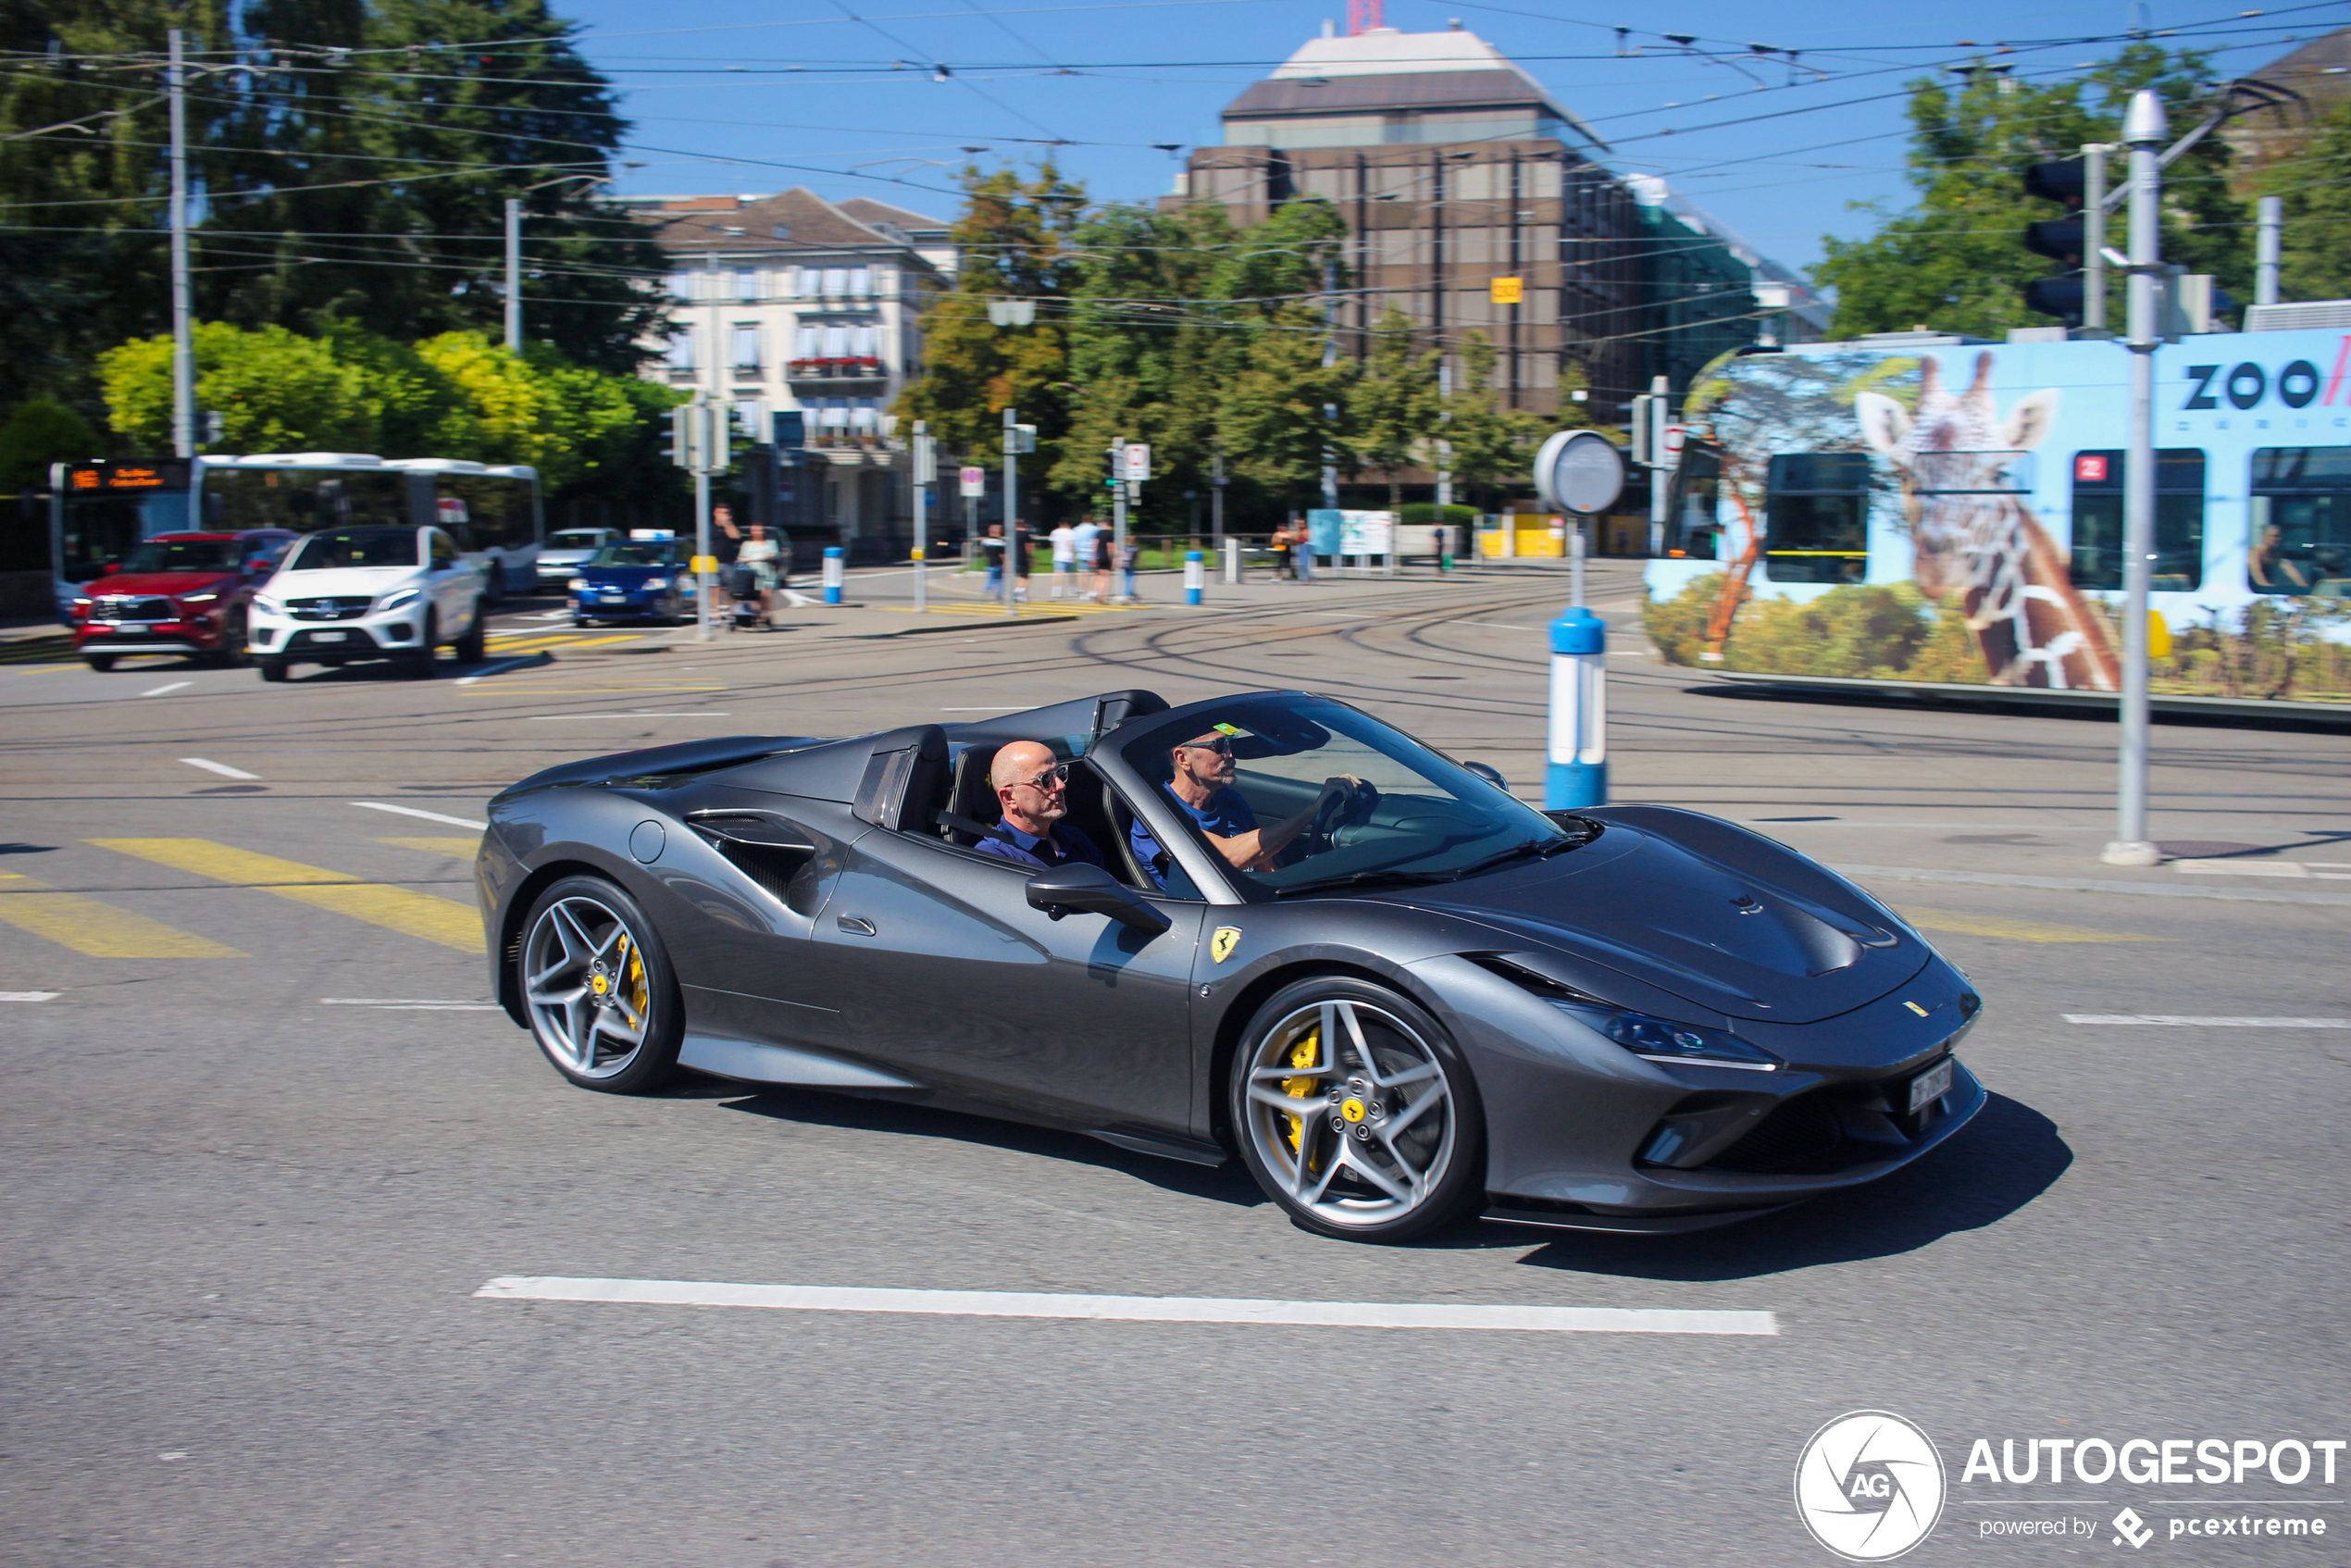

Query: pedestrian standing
(1088, 526), (1115, 603)
(1432, 522), (1450, 575)
(1049, 520), (1076, 599)
(1290, 516), (1313, 583)
(1011, 519), (1034, 603)
(1118, 536), (1140, 603)
(981, 522), (1004, 595)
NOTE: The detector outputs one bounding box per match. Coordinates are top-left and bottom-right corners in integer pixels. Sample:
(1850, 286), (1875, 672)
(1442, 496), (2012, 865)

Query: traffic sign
(1531, 429), (1626, 516)
(1489, 277), (1524, 305)
(1123, 443), (1151, 482)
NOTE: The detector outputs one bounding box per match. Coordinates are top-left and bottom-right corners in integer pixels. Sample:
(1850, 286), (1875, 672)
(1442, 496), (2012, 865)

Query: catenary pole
(504, 198), (522, 351)
(1002, 405), (1019, 616)
(2256, 194), (2282, 307)
(168, 29), (195, 460)
(2102, 89), (2167, 867)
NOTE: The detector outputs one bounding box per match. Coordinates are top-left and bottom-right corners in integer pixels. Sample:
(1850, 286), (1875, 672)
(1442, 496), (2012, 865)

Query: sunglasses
(1006, 764), (1071, 791)
(1179, 737), (1235, 755)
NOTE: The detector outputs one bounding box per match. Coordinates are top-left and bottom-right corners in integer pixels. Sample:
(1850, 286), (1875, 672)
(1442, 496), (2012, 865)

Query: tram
(49, 453), (542, 618)
(1644, 326), (2351, 714)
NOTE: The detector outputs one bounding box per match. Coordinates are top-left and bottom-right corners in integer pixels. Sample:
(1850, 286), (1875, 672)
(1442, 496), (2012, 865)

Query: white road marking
(473, 1277), (1779, 1336)
(524, 711), (730, 719)
(940, 705), (1023, 711)
(139, 680), (192, 697)
(351, 801), (488, 830)
(454, 655), (547, 686)
(180, 757), (260, 780)
(320, 998), (502, 1010)
(2064, 1014), (2351, 1028)
(1, 990), (60, 1002)
(2173, 858), (2351, 880)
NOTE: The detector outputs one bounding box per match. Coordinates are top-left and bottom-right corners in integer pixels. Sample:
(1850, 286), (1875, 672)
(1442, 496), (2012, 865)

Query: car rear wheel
(1229, 977), (1483, 1242)
(85, 654), (116, 673)
(206, 611), (249, 667)
(517, 875), (682, 1093)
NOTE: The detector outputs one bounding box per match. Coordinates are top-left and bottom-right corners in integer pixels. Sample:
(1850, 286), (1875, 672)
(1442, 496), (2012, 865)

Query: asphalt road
(4, 565), (2347, 1567)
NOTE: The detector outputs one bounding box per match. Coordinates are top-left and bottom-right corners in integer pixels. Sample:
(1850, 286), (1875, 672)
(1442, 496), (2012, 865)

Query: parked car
(570, 540), (691, 626)
(535, 527), (617, 591)
(247, 525), (486, 681)
(68, 529), (297, 672)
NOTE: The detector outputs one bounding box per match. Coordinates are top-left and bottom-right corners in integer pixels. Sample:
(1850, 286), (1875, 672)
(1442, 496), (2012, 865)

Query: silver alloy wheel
(522, 892), (654, 1079)
(1239, 998), (1456, 1229)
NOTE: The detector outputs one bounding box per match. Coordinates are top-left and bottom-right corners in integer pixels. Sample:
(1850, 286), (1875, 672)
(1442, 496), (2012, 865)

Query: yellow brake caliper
(1280, 1026), (1321, 1159)
(618, 933), (647, 1018)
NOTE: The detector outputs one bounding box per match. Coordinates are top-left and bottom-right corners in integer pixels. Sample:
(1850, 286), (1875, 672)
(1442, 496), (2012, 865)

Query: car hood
(267, 566), (421, 597)
(1372, 815), (1927, 1025)
(579, 566), (678, 585)
(85, 571), (239, 598)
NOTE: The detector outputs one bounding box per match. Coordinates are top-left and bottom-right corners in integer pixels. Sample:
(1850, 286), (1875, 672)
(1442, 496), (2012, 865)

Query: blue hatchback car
(570, 541), (691, 626)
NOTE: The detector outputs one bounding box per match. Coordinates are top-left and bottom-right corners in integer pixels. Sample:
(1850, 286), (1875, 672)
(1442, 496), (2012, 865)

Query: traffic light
(2022, 158), (2087, 325)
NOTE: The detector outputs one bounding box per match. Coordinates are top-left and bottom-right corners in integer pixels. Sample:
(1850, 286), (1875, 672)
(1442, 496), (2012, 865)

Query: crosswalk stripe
(372, 837), (481, 856)
(83, 839), (482, 952)
(0, 871), (243, 957)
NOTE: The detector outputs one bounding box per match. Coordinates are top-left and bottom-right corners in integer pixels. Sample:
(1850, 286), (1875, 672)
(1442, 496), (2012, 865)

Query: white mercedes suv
(248, 525), (487, 682)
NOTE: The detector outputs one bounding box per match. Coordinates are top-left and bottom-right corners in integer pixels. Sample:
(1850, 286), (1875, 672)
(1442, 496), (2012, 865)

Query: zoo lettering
(2181, 342), (2351, 411)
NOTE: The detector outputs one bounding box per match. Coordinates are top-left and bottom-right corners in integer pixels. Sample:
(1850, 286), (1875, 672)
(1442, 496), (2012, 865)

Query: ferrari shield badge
(1211, 927), (1242, 964)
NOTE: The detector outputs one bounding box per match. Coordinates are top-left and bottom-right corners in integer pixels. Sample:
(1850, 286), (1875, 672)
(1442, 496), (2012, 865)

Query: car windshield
(1116, 696), (1586, 897)
(119, 538), (240, 574)
(285, 528), (420, 570)
(585, 544), (681, 567)
(549, 530), (607, 550)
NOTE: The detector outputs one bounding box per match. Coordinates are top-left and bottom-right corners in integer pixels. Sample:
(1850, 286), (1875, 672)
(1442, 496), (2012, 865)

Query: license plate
(1907, 1056), (1955, 1114)
(602, 593), (629, 603)
(311, 630), (348, 643)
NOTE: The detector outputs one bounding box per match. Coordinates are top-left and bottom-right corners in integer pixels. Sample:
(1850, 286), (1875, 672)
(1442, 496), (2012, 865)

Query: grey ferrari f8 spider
(478, 688), (1984, 1242)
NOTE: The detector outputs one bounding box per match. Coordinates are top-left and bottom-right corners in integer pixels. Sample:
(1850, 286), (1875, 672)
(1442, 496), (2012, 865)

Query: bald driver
(1131, 727), (1372, 888)
(971, 740), (1107, 871)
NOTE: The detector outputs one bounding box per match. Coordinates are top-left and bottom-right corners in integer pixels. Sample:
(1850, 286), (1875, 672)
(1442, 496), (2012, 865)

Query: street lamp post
(167, 28), (194, 460)
(2101, 89), (2168, 868)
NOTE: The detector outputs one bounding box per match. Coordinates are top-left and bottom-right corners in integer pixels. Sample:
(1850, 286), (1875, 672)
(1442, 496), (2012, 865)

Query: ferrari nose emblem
(1211, 927), (1242, 964)
(1339, 1097), (1367, 1124)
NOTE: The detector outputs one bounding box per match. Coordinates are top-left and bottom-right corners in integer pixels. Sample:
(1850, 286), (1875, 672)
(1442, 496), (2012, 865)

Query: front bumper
(573, 590), (673, 618)
(73, 621), (225, 657)
(249, 615), (425, 659)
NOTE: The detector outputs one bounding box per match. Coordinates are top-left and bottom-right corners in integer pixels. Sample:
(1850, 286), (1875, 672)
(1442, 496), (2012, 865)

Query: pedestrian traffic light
(2022, 158), (2088, 325)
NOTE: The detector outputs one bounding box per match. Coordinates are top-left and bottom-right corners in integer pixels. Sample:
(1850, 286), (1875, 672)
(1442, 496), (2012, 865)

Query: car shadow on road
(1481, 1092), (2070, 1282)
(715, 1085), (1269, 1210)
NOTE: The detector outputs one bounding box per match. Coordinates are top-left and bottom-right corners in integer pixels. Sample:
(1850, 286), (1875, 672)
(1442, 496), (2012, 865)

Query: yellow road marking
(83, 839), (482, 952)
(372, 837), (480, 856)
(1894, 905), (2168, 944)
(0, 872), (243, 957)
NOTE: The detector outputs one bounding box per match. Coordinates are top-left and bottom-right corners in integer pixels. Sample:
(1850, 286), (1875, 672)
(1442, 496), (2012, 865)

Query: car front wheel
(256, 659), (289, 682)
(1229, 977), (1483, 1242)
(85, 654), (116, 673)
(402, 612), (437, 678)
(453, 606), (486, 664)
(516, 875), (683, 1093)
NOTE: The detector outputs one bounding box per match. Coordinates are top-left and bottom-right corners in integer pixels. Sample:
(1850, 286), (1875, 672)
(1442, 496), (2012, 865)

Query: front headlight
(567, 577), (588, 591)
(1557, 1003), (1781, 1071)
(376, 587), (420, 613)
(253, 594), (282, 615)
(641, 577), (669, 591)
(180, 591), (220, 605)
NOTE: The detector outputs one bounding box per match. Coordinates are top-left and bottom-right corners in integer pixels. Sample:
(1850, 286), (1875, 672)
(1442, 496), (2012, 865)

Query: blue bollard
(1546, 606), (1607, 809)
(822, 546), (844, 606)
(1184, 550), (1203, 606)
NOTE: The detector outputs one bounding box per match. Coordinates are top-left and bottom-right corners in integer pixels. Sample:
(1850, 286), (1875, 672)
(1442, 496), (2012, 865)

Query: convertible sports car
(479, 689), (1984, 1241)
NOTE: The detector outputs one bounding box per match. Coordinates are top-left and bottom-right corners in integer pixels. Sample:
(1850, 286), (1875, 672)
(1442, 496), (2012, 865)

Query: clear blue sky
(557, 0), (2335, 279)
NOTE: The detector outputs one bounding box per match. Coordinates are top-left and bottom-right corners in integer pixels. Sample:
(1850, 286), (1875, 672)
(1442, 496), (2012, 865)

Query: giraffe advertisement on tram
(1642, 329), (2351, 714)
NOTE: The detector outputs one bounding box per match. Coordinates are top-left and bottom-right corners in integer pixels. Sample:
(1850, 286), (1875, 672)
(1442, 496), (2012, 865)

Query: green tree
(1437, 331), (1553, 509)
(894, 162), (1085, 502)
(1814, 45), (2248, 339)
(2272, 98), (2351, 302)
(103, 322), (377, 453)
(0, 398), (105, 493)
(1350, 309), (1441, 505)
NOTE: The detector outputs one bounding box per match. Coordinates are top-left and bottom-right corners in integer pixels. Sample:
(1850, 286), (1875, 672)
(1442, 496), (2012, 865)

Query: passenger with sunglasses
(971, 740), (1106, 871)
(1130, 728), (1372, 888)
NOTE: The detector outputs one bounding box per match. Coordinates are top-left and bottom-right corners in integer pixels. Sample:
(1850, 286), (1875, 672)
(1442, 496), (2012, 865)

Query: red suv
(68, 529), (296, 672)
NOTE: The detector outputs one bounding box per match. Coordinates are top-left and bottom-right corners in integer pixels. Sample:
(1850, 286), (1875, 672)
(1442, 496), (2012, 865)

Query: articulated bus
(1644, 325), (2351, 716)
(49, 453), (542, 617)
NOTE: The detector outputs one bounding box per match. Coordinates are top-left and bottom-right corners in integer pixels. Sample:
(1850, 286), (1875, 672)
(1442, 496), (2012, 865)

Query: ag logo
(1794, 1411), (1947, 1562)
(1211, 927), (1242, 964)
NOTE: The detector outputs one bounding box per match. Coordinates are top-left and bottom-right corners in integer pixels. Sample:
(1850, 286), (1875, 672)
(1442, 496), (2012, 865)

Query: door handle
(836, 915), (877, 937)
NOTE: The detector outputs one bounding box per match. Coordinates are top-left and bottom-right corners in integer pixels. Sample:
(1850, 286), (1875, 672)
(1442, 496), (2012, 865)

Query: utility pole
(2102, 89), (2167, 867)
(1646, 373), (1668, 557)
(912, 419), (933, 612)
(1435, 360), (1454, 512)
(1210, 442), (1226, 556)
(2256, 194), (2283, 306)
(504, 197), (522, 352)
(1001, 405), (1019, 616)
(167, 28), (195, 460)
(2083, 145), (2112, 334)
(1317, 254), (1338, 581)
(1110, 437), (1127, 605)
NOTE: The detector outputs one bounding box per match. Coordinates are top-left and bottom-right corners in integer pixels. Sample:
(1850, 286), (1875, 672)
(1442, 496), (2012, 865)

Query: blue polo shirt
(971, 819), (1105, 872)
(1131, 786), (1257, 889)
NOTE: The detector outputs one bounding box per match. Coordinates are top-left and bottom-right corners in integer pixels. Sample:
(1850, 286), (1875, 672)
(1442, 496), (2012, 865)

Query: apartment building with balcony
(627, 188), (952, 561)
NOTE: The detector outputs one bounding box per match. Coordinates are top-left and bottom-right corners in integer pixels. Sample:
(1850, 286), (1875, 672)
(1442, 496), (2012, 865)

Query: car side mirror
(1025, 861), (1171, 937)
(1462, 760), (1507, 790)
